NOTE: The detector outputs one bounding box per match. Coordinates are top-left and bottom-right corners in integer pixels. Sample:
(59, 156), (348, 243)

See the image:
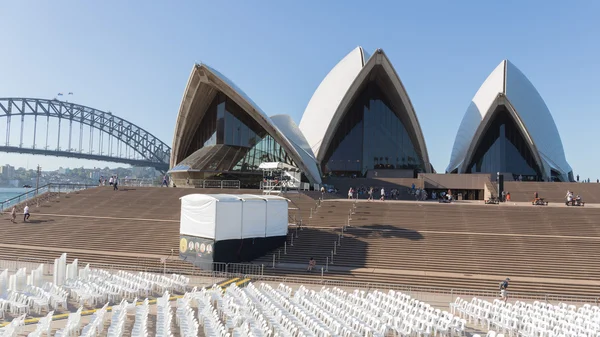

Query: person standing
(307, 257), (316, 272)
(380, 187), (385, 201)
(113, 175), (119, 191)
(10, 206), (16, 223)
(23, 205), (30, 222)
(499, 278), (510, 302)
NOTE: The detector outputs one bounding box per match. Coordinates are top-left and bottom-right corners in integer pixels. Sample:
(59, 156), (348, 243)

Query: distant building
(8, 179), (20, 188)
(90, 171), (101, 180)
(0, 165), (15, 179)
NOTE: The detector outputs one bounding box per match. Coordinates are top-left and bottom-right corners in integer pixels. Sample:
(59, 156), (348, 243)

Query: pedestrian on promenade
(10, 206), (16, 223)
(23, 204), (30, 222)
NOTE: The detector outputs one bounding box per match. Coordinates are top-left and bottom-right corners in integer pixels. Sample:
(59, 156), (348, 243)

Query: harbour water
(0, 187), (31, 201)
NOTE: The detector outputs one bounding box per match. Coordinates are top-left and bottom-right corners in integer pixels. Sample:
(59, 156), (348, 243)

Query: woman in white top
(380, 188), (385, 201)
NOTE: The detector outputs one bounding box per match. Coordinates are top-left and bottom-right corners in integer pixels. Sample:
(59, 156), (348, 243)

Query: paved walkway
(327, 198), (600, 208)
(274, 262), (600, 287)
(311, 225), (600, 241)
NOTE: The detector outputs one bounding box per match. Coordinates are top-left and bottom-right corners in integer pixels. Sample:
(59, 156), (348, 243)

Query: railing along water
(0, 183), (96, 212)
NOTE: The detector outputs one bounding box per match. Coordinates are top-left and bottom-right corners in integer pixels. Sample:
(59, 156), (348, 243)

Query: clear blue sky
(1, 1), (599, 179)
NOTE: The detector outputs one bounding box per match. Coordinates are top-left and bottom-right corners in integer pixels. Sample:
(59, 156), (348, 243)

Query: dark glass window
(182, 92), (297, 175)
(466, 107), (542, 180)
(322, 81), (424, 176)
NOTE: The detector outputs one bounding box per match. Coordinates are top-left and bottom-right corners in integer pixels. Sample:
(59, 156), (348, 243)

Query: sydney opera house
(169, 47), (573, 187)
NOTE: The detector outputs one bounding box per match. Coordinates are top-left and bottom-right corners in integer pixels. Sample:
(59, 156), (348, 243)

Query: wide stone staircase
(256, 199), (600, 297)
(0, 186), (267, 273)
(504, 181), (600, 204)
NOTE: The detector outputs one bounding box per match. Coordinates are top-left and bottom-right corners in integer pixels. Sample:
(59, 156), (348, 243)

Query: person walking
(23, 205), (30, 222)
(10, 206), (16, 223)
(113, 175), (119, 191)
(499, 278), (510, 302)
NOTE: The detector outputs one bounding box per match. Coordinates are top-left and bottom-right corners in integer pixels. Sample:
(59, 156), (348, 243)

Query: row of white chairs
(26, 310), (54, 337)
(156, 292), (174, 337)
(297, 285), (466, 337)
(55, 307), (83, 337)
(176, 295), (200, 337)
(0, 313), (26, 337)
(0, 292), (30, 316)
(196, 288), (230, 337)
(452, 297), (600, 337)
(131, 299), (150, 337)
(106, 299), (129, 337)
(180, 281), (464, 337)
(79, 303), (109, 337)
(138, 272), (189, 293)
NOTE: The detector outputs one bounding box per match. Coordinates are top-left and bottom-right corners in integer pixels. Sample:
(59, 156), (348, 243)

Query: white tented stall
(180, 194), (289, 240)
(180, 194), (243, 241)
(239, 195), (267, 239)
(180, 193), (289, 264)
(261, 195), (290, 236)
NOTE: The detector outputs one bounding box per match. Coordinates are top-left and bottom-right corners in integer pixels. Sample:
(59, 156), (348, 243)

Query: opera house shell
(299, 47), (432, 176)
(170, 64), (322, 186)
(447, 60), (573, 182)
(170, 46), (432, 186)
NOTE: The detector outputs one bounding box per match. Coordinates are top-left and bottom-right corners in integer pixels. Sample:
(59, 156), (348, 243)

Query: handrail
(0, 183), (96, 212)
(4, 183), (51, 202)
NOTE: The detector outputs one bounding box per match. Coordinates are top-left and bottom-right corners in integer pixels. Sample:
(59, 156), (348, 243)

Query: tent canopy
(180, 194), (289, 241)
(258, 162), (299, 171)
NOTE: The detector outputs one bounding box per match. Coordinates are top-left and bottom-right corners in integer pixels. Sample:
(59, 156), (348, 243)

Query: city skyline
(1, 1), (599, 179)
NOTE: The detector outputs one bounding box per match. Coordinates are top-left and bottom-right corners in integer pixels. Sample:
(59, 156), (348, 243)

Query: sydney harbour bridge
(0, 98), (170, 172)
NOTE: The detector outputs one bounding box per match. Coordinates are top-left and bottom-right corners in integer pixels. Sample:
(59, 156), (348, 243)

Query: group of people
(348, 187), (388, 201)
(98, 175), (119, 190)
(565, 190), (584, 206)
(8, 204), (30, 223)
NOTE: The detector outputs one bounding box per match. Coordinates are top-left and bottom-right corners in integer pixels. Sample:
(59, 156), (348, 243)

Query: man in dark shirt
(500, 278), (510, 302)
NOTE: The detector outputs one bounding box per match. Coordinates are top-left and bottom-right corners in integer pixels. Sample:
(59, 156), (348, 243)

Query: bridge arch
(0, 98), (170, 171)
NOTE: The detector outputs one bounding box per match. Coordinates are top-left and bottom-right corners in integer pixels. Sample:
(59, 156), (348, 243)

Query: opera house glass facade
(447, 60), (573, 182)
(170, 64), (322, 186)
(179, 93), (297, 174)
(323, 82), (423, 175)
(465, 107), (542, 180)
(299, 47), (432, 177)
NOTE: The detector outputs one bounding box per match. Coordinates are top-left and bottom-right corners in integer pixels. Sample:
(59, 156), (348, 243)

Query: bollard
(334, 241), (337, 255)
(284, 242), (287, 255)
(272, 254), (276, 269)
(338, 237), (341, 246)
(290, 235), (294, 247)
(326, 257), (329, 272)
(295, 227), (299, 238)
(321, 267), (324, 280)
(278, 250), (281, 260)
(349, 209), (352, 220)
(310, 208), (313, 219)
(261, 264), (264, 276)
(331, 250), (334, 264)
